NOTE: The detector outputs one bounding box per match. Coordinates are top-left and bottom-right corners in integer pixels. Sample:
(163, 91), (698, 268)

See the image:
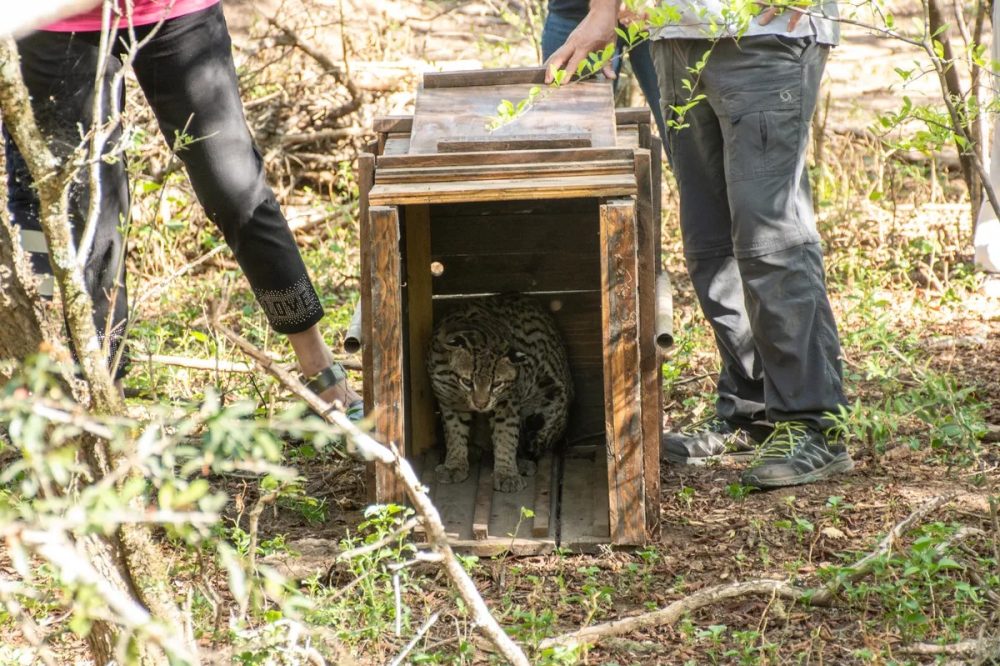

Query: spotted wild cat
(427, 294), (573, 493)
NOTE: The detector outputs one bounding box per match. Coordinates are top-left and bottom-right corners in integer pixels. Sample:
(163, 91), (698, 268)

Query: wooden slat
(600, 198), (645, 544)
(383, 135), (410, 156)
(593, 449), (610, 537)
(559, 449), (609, 551)
(376, 160), (633, 185)
(375, 106), (648, 133)
(532, 455), (553, 537)
(473, 462), (493, 540)
(404, 205), (435, 458)
(616, 107), (652, 125)
(369, 174), (636, 206)
(369, 205), (406, 505)
(423, 66), (547, 88)
(376, 147), (635, 169)
(409, 80), (615, 154)
(617, 126), (639, 149)
(437, 133), (592, 152)
(634, 149), (660, 542)
(358, 152), (377, 503)
(374, 115), (413, 133)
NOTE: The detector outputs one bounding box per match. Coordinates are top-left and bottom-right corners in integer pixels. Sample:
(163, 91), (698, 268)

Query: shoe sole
(742, 454), (855, 489)
(662, 450), (759, 466)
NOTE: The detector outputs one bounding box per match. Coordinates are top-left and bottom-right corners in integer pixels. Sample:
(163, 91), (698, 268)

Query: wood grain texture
(375, 160), (633, 185)
(532, 455), (553, 537)
(615, 107), (652, 125)
(369, 174), (636, 206)
(437, 133), (592, 152)
(404, 205), (435, 458)
(373, 115), (414, 133)
(423, 66), (548, 88)
(599, 198), (645, 545)
(409, 80), (615, 154)
(369, 205), (406, 504)
(560, 448), (610, 551)
(634, 149), (660, 540)
(358, 152), (377, 502)
(376, 147), (635, 169)
(473, 462), (493, 540)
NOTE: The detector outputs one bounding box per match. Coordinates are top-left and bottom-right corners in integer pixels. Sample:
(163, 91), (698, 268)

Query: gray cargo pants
(651, 35), (846, 430)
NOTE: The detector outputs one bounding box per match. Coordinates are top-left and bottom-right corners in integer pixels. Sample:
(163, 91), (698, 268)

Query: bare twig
(214, 320), (532, 666)
(539, 580), (806, 651)
(266, 16), (362, 120)
(246, 490), (280, 577)
(811, 493), (957, 605)
(388, 611), (441, 666)
(898, 637), (1000, 656)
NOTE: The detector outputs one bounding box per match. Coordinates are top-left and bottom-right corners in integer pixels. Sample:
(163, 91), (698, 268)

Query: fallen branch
(214, 320), (531, 666)
(897, 637), (1000, 656)
(538, 580), (806, 651)
(539, 494), (958, 652)
(136, 353), (361, 374)
(811, 493), (957, 605)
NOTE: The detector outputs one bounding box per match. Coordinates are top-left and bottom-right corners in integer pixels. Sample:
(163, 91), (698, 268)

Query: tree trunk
(926, 0), (982, 215)
(0, 37), (188, 666)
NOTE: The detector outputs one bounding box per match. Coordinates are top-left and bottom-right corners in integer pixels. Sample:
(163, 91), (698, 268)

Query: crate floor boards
(415, 447), (611, 556)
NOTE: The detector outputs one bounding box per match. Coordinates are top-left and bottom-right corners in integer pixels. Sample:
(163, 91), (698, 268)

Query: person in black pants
(5, 2), (361, 415)
(542, 0), (668, 152)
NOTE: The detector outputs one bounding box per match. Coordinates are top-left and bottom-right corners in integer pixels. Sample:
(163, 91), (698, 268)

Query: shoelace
(758, 422), (810, 459)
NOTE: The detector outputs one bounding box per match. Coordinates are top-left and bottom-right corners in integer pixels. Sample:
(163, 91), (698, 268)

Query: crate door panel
(427, 199), (604, 444)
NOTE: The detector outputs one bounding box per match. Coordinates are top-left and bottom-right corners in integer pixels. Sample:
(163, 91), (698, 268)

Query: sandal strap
(304, 363), (348, 394)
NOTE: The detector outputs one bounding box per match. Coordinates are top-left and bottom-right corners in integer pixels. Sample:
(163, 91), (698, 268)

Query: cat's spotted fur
(427, 294), (573, 492)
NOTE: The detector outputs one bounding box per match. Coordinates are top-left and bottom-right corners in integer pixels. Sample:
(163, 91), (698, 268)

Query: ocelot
(427, 294), (574, 493)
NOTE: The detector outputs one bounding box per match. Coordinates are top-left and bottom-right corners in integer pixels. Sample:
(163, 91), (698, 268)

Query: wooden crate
(357, 68), (662, 553)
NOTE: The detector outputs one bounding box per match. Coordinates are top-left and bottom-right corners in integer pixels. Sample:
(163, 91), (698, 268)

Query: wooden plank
(437, 133), (592, 152)
(473, 462), (493, 540)
(593, 448), (610, 538)
(423, 66), (547, 89)
(358, 152), (377, 503)
(431, 461), (480, 541)
(617, 126), (639, 149)
(559, 449), (609, 551)
(369, 205), (406, 505)
(651, 134), (663, 254)
(533, 455), (553, 537)
(413, 449), (438, 541)
(635, 151), (659, 543)
(375, 159), (633, 185)
(638, 122), (652, 155)
(428, 251), (599, 295)
(369, 174), (636, 206)
(600, 198), (645, 544)
(373, 115), (413, 133)
(376, 147), (636, 170)
(383, 135), (410, 156)
(409, 80), (616, 154)
(615, 107), (651, 125)
(404, 205), (435, 459)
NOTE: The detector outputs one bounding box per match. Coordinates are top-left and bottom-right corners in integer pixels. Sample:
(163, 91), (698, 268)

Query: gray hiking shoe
(661, 416), (771, 466)
(740, 422), (854, 489)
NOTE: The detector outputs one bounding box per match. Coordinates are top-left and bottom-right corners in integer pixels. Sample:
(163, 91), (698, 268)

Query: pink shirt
(45, 0), (220, 32)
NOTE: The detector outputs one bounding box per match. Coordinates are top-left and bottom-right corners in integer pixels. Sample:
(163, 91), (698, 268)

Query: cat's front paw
(435, 463), (469, 484)
(494, 472), (528, 493)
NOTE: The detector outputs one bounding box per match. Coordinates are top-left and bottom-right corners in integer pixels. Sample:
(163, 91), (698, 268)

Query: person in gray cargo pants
(548, 1), (853, 488)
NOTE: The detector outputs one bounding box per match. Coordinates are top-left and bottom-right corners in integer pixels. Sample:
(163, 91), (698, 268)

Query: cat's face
(443, 330), (527, 412)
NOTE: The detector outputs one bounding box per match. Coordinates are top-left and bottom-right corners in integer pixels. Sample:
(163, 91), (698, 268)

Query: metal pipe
(344, 300), (363, 354)
(655, 272), (674, 350)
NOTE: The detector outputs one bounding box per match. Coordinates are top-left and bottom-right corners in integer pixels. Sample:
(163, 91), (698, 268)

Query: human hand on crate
(544, 0), (618, 83)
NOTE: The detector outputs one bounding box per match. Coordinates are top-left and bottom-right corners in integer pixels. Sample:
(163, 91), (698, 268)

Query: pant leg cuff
(253, 275), (325, 334)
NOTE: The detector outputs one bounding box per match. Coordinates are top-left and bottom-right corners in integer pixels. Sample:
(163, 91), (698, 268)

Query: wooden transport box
(356, 67), (663, 554)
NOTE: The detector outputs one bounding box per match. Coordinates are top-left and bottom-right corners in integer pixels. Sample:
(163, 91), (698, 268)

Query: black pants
(652, 36), (847, 431)
(5, 3), (324, 375)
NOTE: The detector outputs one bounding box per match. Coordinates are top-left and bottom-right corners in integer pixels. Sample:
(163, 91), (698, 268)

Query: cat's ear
(506, 349), (529, 364)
